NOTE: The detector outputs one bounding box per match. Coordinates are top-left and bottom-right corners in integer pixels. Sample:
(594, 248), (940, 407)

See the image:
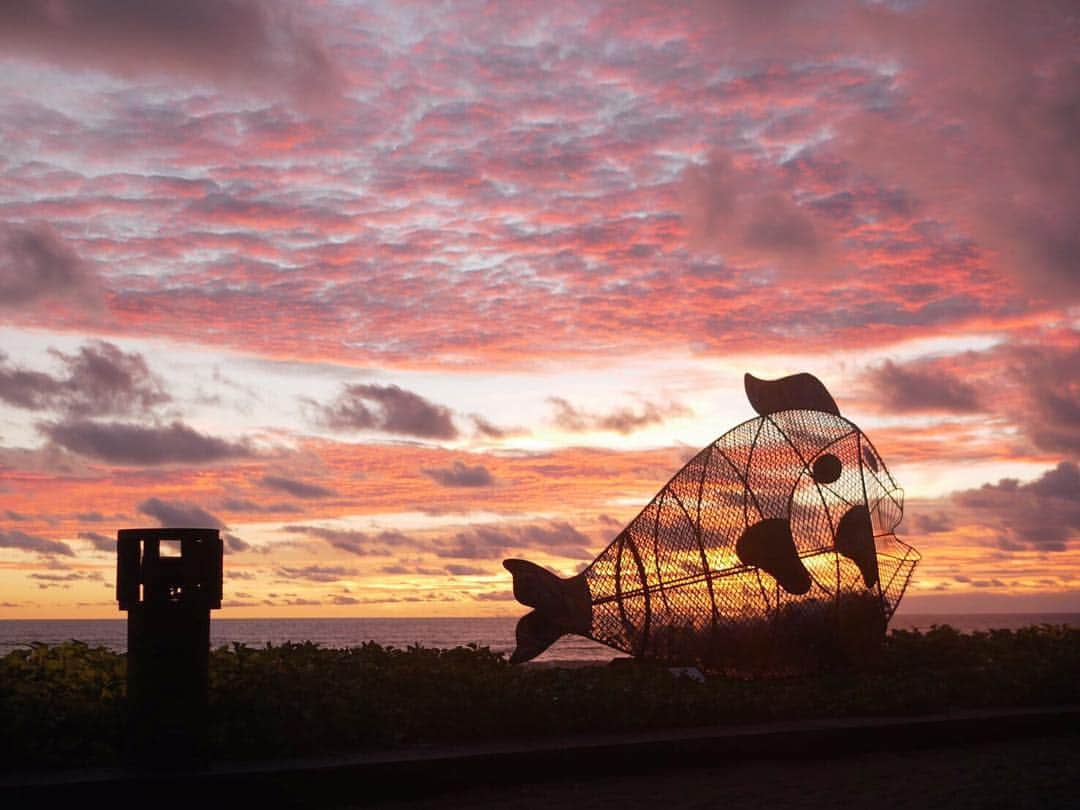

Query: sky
(0, 0), (1077, 619)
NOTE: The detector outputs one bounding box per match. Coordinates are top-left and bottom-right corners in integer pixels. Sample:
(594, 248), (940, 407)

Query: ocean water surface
(1, 613), (1077, 660)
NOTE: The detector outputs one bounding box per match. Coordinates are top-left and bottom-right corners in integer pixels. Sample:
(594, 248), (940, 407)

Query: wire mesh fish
(504, 372), (920, 670)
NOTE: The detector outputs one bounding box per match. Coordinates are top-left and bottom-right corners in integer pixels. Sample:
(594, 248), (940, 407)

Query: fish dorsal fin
(745, 372), (840, 416)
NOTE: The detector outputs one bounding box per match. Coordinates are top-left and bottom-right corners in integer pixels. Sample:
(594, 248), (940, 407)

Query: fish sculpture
(504, 372), (920, 670)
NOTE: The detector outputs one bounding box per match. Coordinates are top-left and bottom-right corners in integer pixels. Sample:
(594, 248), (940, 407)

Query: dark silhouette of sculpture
(117, 527), (222, 769)
(505, 373), (919, 671)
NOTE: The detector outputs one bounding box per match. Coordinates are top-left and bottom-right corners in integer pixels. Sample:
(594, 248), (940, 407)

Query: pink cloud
(2, 1), (1077, 617)
(682, 151), (837, 275)
(7, 0), (1064, 364)
(0, 341), (167, 417)
(0, 224), (103, 312)
(41, 420), (253, 465)
(953, 462), (1080, 552)
(0, 1), (344, 111)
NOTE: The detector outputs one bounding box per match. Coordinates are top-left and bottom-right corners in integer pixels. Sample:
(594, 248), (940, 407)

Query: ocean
(1, 613), (1077, 661)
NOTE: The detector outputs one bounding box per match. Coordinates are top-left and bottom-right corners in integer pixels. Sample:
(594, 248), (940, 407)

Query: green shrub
(1, 625), (1076, 772)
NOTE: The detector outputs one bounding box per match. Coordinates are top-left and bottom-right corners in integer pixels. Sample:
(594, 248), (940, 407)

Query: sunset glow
(1, 1), (1077, 619)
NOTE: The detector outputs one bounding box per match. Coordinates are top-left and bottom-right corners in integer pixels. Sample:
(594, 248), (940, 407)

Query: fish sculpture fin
(745, 372), (840, 416)
(510, 610), (567, 665)
(503, 559), (591, 664)
(736, 518), (812, 595)
(835, 505), (880, 588)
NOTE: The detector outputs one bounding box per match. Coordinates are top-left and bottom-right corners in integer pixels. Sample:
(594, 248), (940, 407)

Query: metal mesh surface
(582, 409), (919, 669)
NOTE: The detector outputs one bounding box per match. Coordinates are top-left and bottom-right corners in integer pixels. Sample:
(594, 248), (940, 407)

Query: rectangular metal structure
(116, 528), (222, 770)
(116, 528), (222, 610)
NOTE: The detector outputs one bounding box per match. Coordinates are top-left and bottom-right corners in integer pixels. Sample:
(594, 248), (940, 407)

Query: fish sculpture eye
(811, 453), (842, 484)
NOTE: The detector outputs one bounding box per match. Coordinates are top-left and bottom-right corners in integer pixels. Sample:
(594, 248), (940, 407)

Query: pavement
(4, 705), (1077, 807)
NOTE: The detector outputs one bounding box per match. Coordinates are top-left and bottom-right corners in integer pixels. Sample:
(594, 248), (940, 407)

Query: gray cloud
(326, 593), (455, 606)
(445, 564), (487, 576)
(0, 1), (343, 111)
(682, 152), (835, 274)
(0, 357), (62, 410)
(0, 529), (74, 556)
(284, 524), (420, 556)
(1003, 341), (1080, 454)
(54, 342), (168, 416)
(220, 497), (302, 514)
(421, 460), (494, 488)
(260, 475), (336, 499)
(314, 383), (458, 439)
(305, 528), (369, 556)
(292, 518), (595, 562)
(0, 223), (102, 311)
(0, 341), (167, 417)
(665, 3), (1080, 304)
(549, 397), (690, 435)
(138, 497), (225, 529)
(473, 591), (516, 601)
(846, 3), (1080, 303)
(437, 520), (592, 560)
(42, 419), (252, 465)
(265, 597), (322, 607)
(953, 462), (1080, 552)
(1024, 462), (1080, 500)
(30, 571), (103, 583)
(277, 564), (356, 583)
(224, 533), (250, 553)
(470, 414), (520, 440)
(953, 575), (1007, 589)
(77, 530), (114, 551)
(867, 359), (981, 413)
(329, 595), (361, 605)
(470, 415), (509, 439)
(379, 564), (444, 576)
(909, 512), (954, 535)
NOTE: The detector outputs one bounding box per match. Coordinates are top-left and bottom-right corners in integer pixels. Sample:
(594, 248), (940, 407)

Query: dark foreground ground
(8, 708), (1076, 809)
(4, 627), (1077, 808)
(368, 733), (1078, 810)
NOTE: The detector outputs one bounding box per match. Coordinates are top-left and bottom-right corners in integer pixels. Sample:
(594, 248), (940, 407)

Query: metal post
(116, 528), (222, 770)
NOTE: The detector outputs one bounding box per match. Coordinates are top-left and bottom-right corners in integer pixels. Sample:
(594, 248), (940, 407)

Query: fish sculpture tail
(503, 559), (591, 664)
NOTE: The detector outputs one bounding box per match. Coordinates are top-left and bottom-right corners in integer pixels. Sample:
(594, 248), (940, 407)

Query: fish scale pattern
(582, 409), (919, 667)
